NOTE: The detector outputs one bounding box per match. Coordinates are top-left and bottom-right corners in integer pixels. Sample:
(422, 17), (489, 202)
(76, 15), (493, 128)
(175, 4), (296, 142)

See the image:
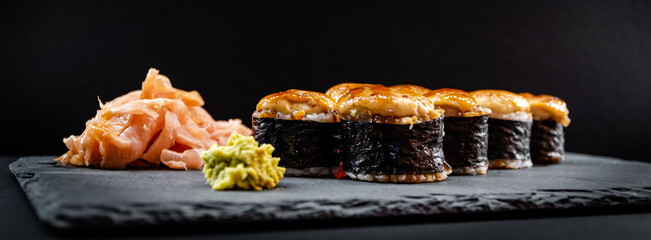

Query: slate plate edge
(9, 156), (651, 230)
(9, 156), (64, 229)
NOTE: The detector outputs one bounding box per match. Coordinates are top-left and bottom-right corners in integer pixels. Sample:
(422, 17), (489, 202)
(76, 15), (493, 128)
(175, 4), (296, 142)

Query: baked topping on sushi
(470, 90), (532, 121)
(253, 89), (337, 123)
(325, 83), (379, 101)
(337, 85), (444, 124)
(519, 93), (571, 127)
(425, 88), (492, 117)
(389, 84), (431, 94)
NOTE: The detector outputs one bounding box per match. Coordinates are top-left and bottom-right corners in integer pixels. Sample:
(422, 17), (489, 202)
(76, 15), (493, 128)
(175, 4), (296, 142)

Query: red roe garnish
(334, 162), (347, 179)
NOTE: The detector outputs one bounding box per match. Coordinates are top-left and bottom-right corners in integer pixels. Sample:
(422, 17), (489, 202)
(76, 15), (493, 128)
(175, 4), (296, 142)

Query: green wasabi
(201, 132), (285, 191)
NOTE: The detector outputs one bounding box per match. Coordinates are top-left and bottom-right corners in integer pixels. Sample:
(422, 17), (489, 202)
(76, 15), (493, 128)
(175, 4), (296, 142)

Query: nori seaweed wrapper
(487, 118), (532, 161)
(530, 119), (565, 163)
(443, 115), (488, 168)
(340, 118), (446, 175)
(252, 117), (340, 169)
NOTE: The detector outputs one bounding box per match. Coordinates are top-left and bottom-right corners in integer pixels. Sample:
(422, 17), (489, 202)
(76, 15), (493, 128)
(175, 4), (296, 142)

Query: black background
(1, 0), (650, 161)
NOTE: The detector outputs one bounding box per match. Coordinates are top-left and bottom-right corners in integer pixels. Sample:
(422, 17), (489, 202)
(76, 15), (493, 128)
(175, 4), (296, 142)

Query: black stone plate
(9, 153), (651, 230)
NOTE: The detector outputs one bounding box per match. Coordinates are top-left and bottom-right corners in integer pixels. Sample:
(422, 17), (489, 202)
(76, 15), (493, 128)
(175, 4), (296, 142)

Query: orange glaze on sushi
(337, 85), (444, 124)
(254, 89), (337, 122)
(389, 84), (431, 94)
(470, 90), (532, 122)
(425, 88), (492, 117)
(520, 93), (570, 127)
(325, 83), (380, 101)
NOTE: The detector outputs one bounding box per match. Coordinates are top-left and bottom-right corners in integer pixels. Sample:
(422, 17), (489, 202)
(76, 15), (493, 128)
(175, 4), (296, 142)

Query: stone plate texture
(9, 153), (651, 230)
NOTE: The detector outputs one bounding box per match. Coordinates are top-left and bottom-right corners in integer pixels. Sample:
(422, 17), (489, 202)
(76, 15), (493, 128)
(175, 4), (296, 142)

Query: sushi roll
(252, 89), (339, 176)
(337, 85), (450, 183)
(389, 84), (432, 94)
(520, 93), (571, 164)
(425, 88), (492, 175)
(325, 83), (382, 172)
(325, 83), (380, 101)
(470, 90), (533, 169)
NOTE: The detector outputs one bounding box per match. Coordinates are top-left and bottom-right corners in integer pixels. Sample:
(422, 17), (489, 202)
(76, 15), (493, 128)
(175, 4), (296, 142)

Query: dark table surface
(2, 156), (651, 240)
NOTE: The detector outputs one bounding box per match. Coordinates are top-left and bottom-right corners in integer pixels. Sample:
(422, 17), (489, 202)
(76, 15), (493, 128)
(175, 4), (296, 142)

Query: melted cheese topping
(470, 90), (532, 121)
(520, 93), (570, 126)
(389, 84), (431, 94)
(337, 85), (443, 124)
(254, 89), (337, 122)
(325, 83), (379, 101)
(425, 88), (492, 117)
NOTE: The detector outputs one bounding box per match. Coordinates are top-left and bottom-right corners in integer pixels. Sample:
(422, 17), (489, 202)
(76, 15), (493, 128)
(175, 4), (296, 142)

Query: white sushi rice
(285, 166), (338, 177)
(263, 112), (336, 123)
(345, 171), (450, 183)
(252, 111), (336, 123)
(490, 112), (533, 122)
(302, 112), (337, 122)
(488, 158), (533, 169)
(451, 164), (488, 175)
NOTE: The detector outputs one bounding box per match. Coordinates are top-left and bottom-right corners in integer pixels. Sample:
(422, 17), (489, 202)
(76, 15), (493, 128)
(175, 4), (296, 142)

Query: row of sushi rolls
(57, 68), (570, 190)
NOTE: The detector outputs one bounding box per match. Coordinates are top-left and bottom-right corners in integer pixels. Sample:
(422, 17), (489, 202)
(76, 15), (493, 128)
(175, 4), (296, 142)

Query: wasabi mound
(201, 132), (285, 191)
